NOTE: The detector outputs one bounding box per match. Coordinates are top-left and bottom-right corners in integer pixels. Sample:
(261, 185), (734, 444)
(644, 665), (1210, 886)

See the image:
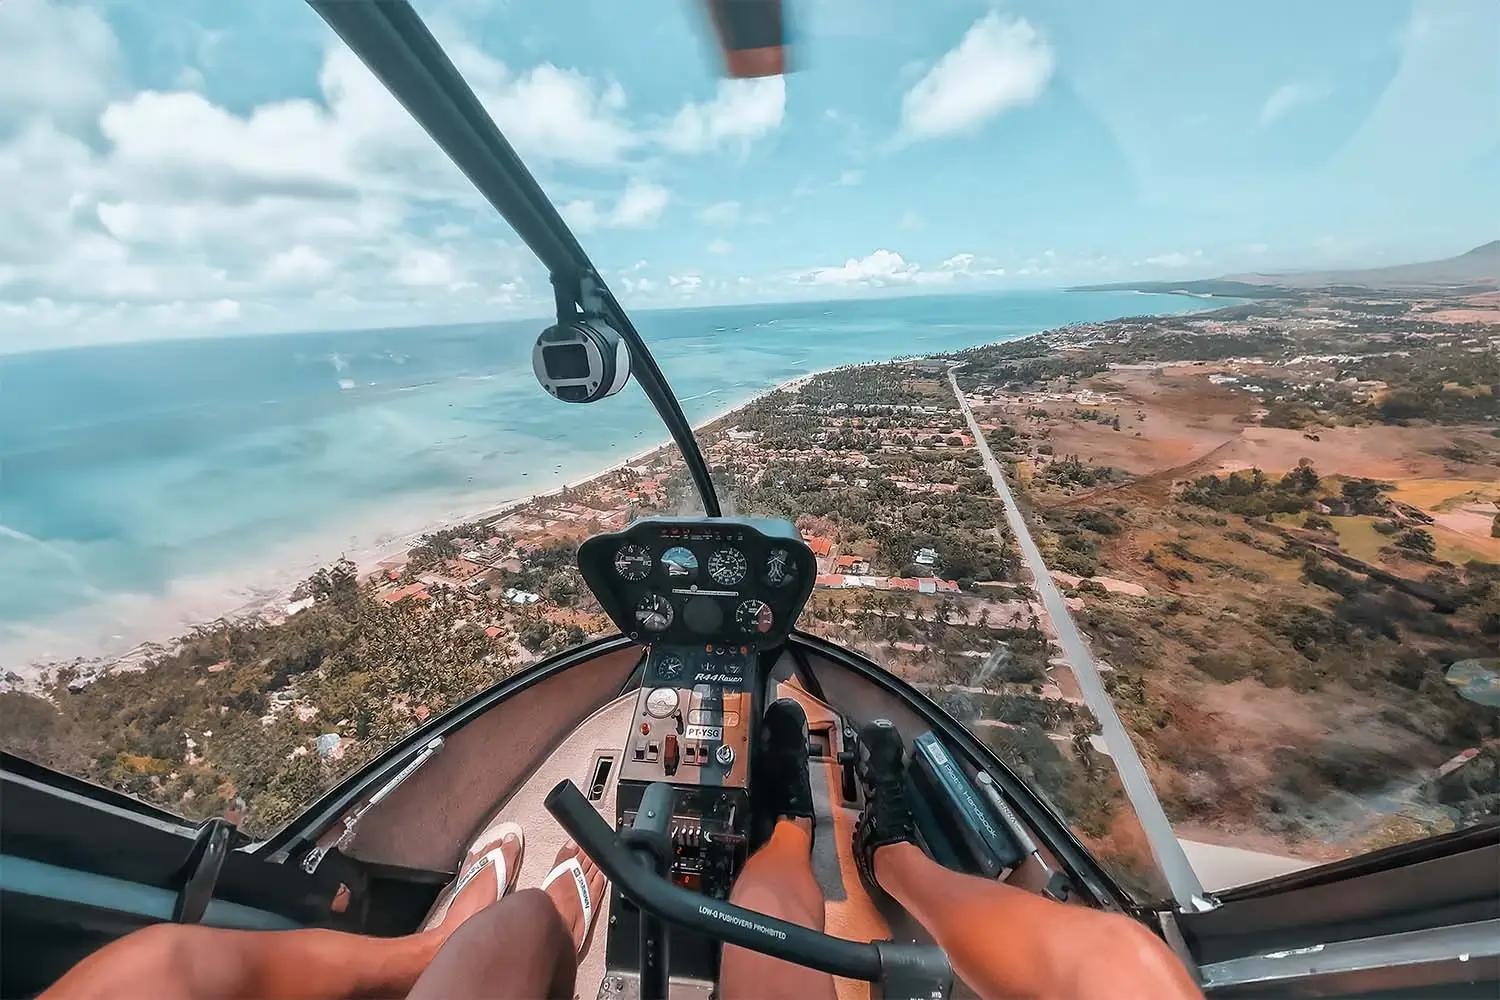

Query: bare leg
(874, 842), (1201, 1000)
(720, 818), (837, 1000)
(42, 923), (446, 1000)
(406, 840), (605, 1000)
(405, 889), (576, 1000)
(43, 829), (529, 1000)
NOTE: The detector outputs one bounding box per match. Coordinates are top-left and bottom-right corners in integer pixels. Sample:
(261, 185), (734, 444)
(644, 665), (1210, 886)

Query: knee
(83, 923), (240, 991)
(111, 923), (203, 968)
(455, 888), (571, 954)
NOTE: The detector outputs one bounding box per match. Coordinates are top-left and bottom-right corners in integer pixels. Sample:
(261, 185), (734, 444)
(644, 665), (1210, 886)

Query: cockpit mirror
(532, 318), (632, 403)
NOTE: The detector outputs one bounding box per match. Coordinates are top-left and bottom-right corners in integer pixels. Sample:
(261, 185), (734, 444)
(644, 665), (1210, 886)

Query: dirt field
(1418, 290), (1500, 325)
(981, 349), (1498, 860)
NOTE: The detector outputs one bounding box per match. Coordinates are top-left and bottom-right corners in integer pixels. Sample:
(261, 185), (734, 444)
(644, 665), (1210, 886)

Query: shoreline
(4, 288), (1226, 684)
(1, 360), (858, 686)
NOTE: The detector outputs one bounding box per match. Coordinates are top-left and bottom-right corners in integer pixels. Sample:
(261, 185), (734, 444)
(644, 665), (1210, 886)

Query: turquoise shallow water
(0, 289), (1204, 665)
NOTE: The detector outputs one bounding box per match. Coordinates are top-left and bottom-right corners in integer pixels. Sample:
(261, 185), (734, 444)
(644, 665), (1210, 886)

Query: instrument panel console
(577, 516), (816, 648)
(578, 517), (818, 986)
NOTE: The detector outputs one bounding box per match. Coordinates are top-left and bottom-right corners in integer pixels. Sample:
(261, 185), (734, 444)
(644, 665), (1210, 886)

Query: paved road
(949, 370), (1213, 911)
(1179, 839), (1311, 891)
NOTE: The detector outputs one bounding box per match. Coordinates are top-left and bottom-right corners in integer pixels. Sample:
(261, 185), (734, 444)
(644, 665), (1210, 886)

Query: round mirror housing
(532, 318), (631, 403)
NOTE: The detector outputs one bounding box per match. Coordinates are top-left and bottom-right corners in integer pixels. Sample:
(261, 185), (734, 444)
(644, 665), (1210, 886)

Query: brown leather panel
(345, 646), (640, 871)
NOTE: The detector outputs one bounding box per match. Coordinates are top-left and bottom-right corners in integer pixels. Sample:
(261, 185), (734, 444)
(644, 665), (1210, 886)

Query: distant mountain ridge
(1074, 240), (1500, 296)
(1226, 240), (1500, 289)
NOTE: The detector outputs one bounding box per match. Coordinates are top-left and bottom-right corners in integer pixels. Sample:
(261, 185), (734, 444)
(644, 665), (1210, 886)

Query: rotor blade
(702, 0), (789, 78)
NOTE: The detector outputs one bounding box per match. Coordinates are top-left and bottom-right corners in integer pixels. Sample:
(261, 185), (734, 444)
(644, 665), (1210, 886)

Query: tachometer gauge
(736, 599), (774, 635)
(635, 593), (674, 632)
(614, 543), (652, 581)
(707, 547), (748, 586)
(763, 548), (796, 588)
(654, 653), (684, 681)
(660, 545), (699, 580)
(645, 687), (679, 718)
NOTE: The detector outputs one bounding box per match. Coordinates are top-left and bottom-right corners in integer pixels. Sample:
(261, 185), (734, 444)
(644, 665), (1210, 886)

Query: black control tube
(623, 783), (674, 1000)
(545, 780), (889, 981)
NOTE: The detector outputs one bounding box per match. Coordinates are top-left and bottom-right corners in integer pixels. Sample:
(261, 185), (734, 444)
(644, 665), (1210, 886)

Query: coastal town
(2, 285), (1496, 880)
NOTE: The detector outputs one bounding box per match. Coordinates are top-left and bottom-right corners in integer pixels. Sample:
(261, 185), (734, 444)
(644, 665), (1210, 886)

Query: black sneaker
(757, 698), (815, 824)
(853, 719), (916, 890)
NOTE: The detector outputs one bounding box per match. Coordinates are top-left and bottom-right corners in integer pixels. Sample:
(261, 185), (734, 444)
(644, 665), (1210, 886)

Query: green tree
(1395, 528), (1436, 556)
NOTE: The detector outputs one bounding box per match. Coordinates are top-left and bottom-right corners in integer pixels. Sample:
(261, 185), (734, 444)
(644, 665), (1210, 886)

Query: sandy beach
(1, 361), (852, 686)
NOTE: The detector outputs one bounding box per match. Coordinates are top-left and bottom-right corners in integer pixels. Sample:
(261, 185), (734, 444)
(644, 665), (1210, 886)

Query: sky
(0, 0), (1496, 353)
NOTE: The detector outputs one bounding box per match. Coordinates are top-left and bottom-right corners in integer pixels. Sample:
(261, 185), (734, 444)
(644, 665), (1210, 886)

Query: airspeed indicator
(614, 543), (652, 581)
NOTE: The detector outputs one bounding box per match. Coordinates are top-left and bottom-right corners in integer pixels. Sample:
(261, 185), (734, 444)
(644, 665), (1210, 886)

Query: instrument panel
(577, 516), (816, 648)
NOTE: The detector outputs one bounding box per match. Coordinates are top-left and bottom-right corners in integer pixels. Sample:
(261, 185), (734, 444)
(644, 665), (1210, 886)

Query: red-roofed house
(380, 583), (430, 604)
(806, 536), (833, 557)
(834, 554), (870, 574)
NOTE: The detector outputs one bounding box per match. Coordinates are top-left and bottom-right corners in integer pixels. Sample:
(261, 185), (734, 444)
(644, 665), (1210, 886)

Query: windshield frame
(308, 0), (723, 517)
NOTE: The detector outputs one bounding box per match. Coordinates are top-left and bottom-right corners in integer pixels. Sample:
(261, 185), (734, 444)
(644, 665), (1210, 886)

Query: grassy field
(1274, 512), (1496, 565)
(1390, 478), (1500, 511)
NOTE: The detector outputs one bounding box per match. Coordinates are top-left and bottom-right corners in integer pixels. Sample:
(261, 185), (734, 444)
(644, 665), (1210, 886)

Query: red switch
(663, 734), (680, 776)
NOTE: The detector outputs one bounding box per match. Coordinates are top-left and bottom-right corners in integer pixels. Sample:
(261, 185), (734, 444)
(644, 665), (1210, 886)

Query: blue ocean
(1, 290), (1202, 668)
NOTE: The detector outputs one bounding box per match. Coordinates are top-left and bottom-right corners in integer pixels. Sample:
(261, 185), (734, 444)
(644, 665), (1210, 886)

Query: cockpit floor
(434, 685), (899, 1000)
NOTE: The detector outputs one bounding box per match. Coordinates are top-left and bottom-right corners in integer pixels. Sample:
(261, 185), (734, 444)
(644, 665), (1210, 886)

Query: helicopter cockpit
(546, 515), (1064, 996)
(3, 2), (1495, 999)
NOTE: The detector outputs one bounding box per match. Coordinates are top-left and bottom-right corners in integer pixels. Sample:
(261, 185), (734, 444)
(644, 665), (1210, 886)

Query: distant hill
(1225, 240), (1500, 290)
(1073, 240), (1500, 296)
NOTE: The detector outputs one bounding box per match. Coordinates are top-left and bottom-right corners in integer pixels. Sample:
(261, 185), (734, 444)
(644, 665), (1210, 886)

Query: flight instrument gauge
(654, 652), (684, 681)
(660, 545), (699, 580)
(614, 543), (652, 581)
(707, 547), (748, 586)
(635, 593), (674, 632)
(645, 687), (679, 718)
(736, 599), (774, 635)
(763, 548), (796, 588)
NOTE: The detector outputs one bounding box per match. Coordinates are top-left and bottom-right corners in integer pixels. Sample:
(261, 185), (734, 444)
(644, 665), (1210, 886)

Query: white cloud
(609, 180), (670, 228)
(476, 61), (637, 166)
(561, 199), (603, 232)
(660, 77), (785, 153)
(205, 298), (242, 323)
(101, 90), (359, 197)
(0, 5), (718, 347)
(0, 0), (121, 121)
(795, 249), (1015, 290)
(698, 200), (742, 226)
(806, 249), (920, 286)
(900, 13), (1053, 140)
(393, 248), (463, 289)
(708, 239), (734, 255)
(562, 181), (670, 232)
(1143, 250), (1204, 269)
(837, 169), (863, 187)
(1259, 82), (1326, 126)
(262, 245), (335, 287)
(667, 273), (703, 293)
